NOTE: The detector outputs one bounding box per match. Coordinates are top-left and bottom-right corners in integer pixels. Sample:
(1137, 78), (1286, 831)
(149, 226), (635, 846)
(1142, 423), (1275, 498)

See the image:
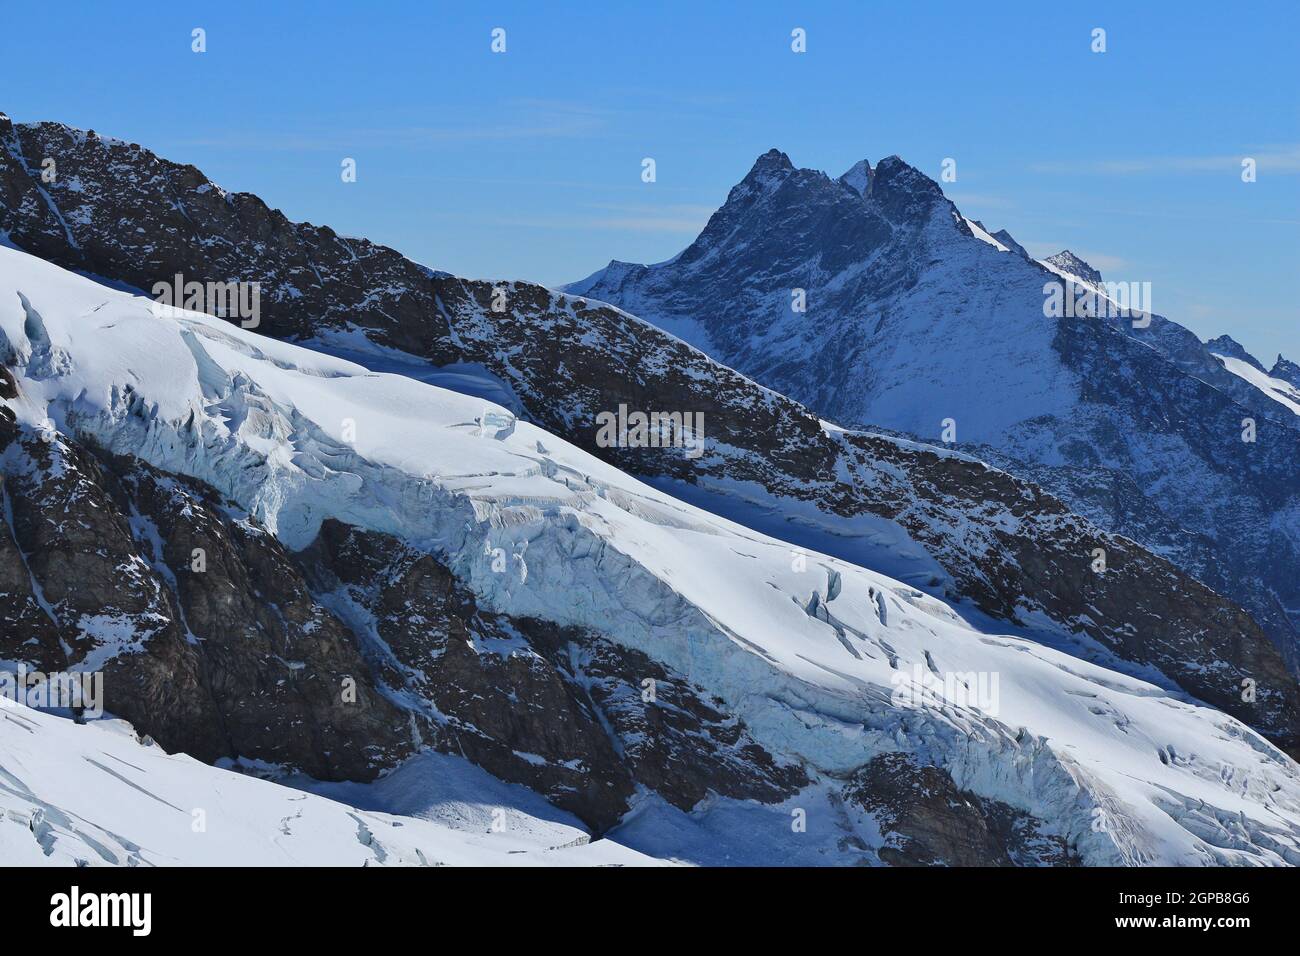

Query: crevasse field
(4, 244), (1299, 866)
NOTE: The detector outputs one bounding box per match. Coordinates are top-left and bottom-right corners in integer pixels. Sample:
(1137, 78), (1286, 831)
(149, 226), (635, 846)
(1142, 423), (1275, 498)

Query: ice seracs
(4, 243), (1300, 865)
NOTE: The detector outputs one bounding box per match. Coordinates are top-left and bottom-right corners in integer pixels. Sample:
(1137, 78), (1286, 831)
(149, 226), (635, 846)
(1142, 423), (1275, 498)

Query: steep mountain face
(566, 150), (1300, 670)
(1044, 250), (1104, 287)
(5, 244), (1300, 866)
(1, 411), (412, 782)
(988, 227), (1029, 260)
(845, 752), (1076, 867)
(1205, 339), (1300, 420)
(1207, 335), (1268, 373)
(1272, 356), (1300, 390)
(1, 113), (1296, 753)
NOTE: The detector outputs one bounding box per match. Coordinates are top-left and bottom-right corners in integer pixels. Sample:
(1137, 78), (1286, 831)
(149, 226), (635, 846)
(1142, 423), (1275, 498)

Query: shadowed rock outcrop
(844, 752), (1078, 867)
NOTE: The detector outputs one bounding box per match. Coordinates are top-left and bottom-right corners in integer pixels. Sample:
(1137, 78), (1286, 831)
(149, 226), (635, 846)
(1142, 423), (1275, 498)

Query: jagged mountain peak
(732, 149), (943, 206)
(564, 257), (646, 297)
(866, 154), (945, 203)
(743, 147), (794, 181)
(1044, 249), (1103, 286)
(836, 155), (947, 206)
(873, 153), (916, 173)
(1205, 334), (1267, 372)
(838, 158), (873, 196)
(689, 148), (952, 267)
(990, 228), (1030, 259)
(1271, 354), (1300, 388)
(561, 141), (1300, 681)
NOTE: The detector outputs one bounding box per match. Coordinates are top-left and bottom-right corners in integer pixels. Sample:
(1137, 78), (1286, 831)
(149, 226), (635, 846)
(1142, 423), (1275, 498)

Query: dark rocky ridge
(0, 114), (450, 357)
(0, 408), (408, 779)
(1271, 355), (1300, 389)
(1206, 334), (1268, 373)
(1044, 250), (1104, 288)
(1, 112), (1297, 754)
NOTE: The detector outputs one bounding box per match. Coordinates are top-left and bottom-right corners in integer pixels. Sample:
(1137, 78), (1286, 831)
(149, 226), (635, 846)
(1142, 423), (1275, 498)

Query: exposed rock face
(525, 622), (809, 810)
(1271, 355), (1300, 389)
(844, 753), (1077, 866)
(1044, 250), (1104, 288)
(0, 113), (451, 358)
(0, 406), (805, 832)
(991, 229), (1030, 259)
(1206, 334), (1268, 373)
(0, 410), (412, 778)
(1, 112), (1297, 755)
(297, 519), (807, 831)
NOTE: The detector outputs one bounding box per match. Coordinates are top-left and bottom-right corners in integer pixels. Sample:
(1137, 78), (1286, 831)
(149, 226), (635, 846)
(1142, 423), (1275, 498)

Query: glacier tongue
(3, 243), (1300, 866)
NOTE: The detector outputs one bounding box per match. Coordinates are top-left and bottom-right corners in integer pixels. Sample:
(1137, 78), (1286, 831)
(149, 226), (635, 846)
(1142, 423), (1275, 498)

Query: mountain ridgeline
(568, 148), (1300, 673)
(4, 111), (1300, 866)
(2, 111), (1296, 747)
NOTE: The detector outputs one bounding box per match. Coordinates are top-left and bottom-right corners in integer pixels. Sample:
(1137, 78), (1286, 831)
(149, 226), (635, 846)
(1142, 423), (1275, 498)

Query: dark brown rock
(298, 520), (806, 831)
(844, 752), (1078, 867)
(0, 417), (412, 780)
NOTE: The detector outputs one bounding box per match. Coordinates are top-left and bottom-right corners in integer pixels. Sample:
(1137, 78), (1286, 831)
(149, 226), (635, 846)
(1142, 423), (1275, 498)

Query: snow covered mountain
(4, 113), (1300, 866)
(1, 112), (1295, 757)
(565, 149), (1300, 671)
(3, 243), (1300, 866)
(1207, 336), (1300, 419)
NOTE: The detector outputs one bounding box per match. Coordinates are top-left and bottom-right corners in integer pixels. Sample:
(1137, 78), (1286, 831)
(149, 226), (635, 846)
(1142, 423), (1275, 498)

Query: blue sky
(3, 1), (1298, 362)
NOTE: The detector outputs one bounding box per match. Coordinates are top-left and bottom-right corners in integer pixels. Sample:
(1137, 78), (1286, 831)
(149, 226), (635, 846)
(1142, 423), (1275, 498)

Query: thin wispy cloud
(484, 210), (709, 235)
(164, 102), (607, 152)
(585, 216), (707, 234)
(946, 192), (1017, 210)
(469, 201), (714, 235)
(583, 201), (717, 217)
(1027, 146), (1300, 175)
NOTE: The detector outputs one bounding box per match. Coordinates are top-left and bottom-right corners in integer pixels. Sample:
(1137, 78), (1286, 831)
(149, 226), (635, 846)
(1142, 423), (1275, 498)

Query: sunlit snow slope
(0, 701), (663, 866)
(3, 244), (1300, 866)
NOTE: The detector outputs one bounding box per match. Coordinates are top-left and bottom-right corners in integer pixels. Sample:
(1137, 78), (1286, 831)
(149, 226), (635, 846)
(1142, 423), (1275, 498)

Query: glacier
(3, 243), (1300, 865)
